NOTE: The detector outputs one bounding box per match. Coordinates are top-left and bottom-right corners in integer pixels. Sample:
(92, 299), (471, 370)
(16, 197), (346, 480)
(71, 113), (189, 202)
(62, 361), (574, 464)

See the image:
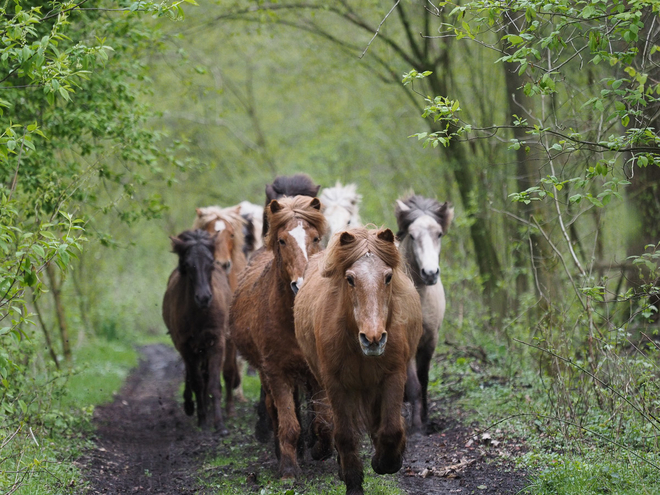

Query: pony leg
(207, 347), (229, 436)
(182, 352), (207, 428)
(371, 376), (406, 476)
(331, 401), (363, 495)
(416, 346), (434, 425)
(222, 338), (238, 417)
(183, 366), (194, 416)
(405, 358), (423, 434)
(268, 377), (301, 479)
(255, 385), (273, 443)
(308, 379), (333, 461)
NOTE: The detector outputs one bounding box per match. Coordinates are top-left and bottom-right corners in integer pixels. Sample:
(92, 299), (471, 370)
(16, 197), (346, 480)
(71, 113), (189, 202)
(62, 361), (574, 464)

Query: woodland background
(1, 0), (660, 493)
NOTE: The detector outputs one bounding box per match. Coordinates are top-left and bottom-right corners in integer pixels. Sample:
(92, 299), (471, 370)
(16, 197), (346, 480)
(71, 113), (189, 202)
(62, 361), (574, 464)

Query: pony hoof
(184, 401), (194, 416)
(371, 453), (402, 475)
(278, 465), (300, 480)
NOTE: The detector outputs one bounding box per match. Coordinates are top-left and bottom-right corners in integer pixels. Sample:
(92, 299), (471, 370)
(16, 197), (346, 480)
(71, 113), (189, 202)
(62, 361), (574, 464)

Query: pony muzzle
(420, 267), (440, 286)
(359, 331), (387, 357)
(290, 277), (304, 295)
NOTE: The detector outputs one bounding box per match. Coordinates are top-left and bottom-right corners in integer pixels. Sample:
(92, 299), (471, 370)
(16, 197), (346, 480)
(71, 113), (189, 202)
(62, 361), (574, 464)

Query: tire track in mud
(81, 344), (528, 494)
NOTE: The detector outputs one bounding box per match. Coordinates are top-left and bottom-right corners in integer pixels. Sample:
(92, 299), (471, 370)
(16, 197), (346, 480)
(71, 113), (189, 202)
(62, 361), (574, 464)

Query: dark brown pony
(230, 196), (331, 478)
(193, 205), (249, 405)
(261, 173), (321, 237)
(162, 229), (233, 434)
(295, 228), (423, 495)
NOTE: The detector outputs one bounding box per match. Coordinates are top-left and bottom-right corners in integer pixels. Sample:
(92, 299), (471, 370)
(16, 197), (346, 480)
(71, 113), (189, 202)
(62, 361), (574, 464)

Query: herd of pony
(161, 174), (454, 495)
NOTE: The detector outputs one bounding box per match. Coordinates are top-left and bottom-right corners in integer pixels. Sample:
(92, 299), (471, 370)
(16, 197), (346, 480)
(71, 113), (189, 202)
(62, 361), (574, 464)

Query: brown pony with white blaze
(395, 194), (454, 431)
(193, 205), (249, 406)
(162, 229), (232, 434)
(229, 196), (332, 478)
(295, 228), (423, 495)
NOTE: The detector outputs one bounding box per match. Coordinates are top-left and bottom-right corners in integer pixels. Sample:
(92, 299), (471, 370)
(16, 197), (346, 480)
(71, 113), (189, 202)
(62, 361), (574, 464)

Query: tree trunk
(46, 262), (71, 363)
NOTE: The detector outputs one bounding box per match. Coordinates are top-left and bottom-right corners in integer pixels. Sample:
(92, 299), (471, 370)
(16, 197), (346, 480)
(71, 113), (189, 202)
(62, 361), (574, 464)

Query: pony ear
(170, 235), (185, 252)
(395, 199), (411, 213)
(443, 203), (455, 231)
(312, 185), (321, 196)
(309, 197), (321, 211)
(339, 231), (356, 246)
(265, 184), (276, 202)
(377, 229), (395, 244)
(195, 208), (202, 217)
(269, 199), (282, 215)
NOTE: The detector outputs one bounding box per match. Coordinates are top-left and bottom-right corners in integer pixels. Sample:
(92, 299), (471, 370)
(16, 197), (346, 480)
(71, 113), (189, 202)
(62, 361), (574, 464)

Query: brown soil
(80, 344), (529, 494)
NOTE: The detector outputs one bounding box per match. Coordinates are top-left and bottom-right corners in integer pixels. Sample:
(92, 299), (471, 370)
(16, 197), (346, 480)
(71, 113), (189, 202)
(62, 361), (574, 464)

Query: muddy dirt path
(81, 344), (528, 494)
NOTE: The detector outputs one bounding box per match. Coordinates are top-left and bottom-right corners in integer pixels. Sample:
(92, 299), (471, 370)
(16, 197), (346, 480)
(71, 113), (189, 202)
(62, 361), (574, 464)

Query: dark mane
(172, 229), (215, 255)
(262, 174), (321, 237)
(265, 196), (327, 252)
(394, 194), (453, 239)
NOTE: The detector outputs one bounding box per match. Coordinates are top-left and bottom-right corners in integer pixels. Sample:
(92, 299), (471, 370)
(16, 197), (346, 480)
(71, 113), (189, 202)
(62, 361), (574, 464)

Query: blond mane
(265, 196), (328, 251)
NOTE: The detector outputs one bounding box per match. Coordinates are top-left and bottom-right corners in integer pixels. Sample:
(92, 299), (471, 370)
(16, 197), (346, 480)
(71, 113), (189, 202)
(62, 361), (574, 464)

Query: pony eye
(385, 273), (392, 285)
(409, 235), (415, 241)
(347, 220), (351, 225)
(346, 275), (355, 287)
(313, 237), (320, 243)
(438, 232), (443, 238)
(279, 239), (286, 246)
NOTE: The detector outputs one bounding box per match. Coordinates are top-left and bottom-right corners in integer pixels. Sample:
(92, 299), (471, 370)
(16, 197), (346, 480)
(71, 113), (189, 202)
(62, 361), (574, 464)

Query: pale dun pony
(295, 227), (423, 495)
(395, 194), (454, 432)
(319, 182), (362, 245)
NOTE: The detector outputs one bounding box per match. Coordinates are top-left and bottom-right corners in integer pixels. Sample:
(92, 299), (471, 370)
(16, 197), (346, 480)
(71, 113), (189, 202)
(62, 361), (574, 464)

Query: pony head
(322, 228), (401, 357)
(171, 229), (217, 308)
(320, 182), (362, 243)
(262, 174), (321, 237)
(266, 196), (327, 295)
(193, 205), (245, 273)
(395, 195), (453, 286)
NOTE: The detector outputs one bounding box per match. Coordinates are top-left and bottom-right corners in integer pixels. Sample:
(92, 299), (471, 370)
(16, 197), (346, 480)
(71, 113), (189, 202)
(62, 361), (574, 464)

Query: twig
(359, 0), (400, 59)
(8, 129), (27, 201)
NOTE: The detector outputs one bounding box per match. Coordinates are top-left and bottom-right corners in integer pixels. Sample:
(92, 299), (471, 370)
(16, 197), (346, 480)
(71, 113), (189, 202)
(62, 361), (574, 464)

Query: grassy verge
(428, 341), (660, 495)
(0, 337), (139, 494)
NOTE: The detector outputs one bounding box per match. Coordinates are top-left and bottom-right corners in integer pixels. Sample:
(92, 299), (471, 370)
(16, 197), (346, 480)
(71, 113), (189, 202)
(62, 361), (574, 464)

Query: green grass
(0, 337), (139, 495)
(427, 342), (660, 495)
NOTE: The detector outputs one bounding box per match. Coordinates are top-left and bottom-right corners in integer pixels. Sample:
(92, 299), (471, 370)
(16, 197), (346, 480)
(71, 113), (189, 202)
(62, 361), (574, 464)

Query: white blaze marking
(289, 221), (308, 261)
(409, 216), (441, 273)
(214, 220), (226, 232)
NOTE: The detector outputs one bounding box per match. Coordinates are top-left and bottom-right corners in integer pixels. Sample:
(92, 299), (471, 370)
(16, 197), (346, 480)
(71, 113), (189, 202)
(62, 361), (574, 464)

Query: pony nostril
(359, 333), (370, 347)
(379, 332), (387, 346)
(290, 281), (299, 295)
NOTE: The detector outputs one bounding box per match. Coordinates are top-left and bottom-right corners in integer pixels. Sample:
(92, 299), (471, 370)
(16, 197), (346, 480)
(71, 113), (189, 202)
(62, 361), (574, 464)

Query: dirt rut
(81, 344), (528, 494)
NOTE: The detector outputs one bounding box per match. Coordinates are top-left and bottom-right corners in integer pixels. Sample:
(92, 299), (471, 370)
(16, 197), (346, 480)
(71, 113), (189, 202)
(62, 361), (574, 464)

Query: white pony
(395, 194), (454, 432)
(319, 182), (362, 245)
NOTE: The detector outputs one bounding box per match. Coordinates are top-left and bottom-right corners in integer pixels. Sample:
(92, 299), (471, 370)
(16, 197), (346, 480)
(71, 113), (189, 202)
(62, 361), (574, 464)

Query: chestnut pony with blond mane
(229, 196), (332, 479)
(295, 227), (423, 495)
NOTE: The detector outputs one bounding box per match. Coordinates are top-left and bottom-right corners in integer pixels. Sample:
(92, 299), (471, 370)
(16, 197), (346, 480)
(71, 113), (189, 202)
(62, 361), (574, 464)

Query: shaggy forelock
(192, 206), (246, 254)
(265, 196), (328, 251)
(173, 229), (215, 255)
(320, 182), (361, 215)
(395, 194), (451, 238)
(321, 228), (400, 279)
